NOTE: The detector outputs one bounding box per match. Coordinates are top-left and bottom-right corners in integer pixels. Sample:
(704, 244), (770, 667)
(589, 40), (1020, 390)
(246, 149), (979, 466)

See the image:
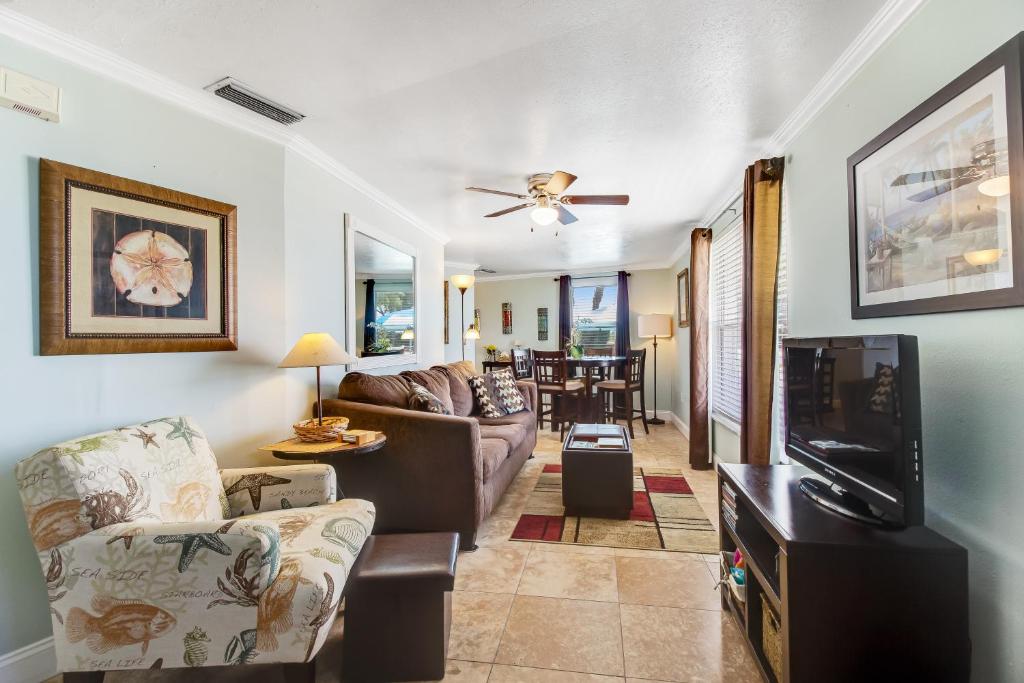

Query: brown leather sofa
(319, 361), (537, 550)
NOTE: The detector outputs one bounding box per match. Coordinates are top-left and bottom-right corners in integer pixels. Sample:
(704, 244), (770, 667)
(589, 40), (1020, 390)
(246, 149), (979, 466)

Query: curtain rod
(552, 273), (631, 282)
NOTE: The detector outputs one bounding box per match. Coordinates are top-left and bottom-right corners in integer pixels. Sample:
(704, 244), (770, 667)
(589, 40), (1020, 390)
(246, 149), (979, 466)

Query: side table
(260, 433), (386, 498)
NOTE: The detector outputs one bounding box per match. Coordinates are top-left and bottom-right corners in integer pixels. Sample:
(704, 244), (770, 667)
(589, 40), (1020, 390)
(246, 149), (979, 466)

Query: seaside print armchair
(16, 416), (375, 681)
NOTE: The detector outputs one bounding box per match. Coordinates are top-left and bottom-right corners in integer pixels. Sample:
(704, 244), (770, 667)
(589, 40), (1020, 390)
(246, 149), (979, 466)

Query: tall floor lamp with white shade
(450, 273), (476, 360)
(637, 313), (673, 425)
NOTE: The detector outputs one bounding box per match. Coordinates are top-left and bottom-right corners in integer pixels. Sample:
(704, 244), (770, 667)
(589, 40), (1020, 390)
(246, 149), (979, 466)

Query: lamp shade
(638, 313), (673, 338)
(464, 325), (481, 340)
(450, 274), (475, 290)
(279, 333), (355, 368)
(401, 327), (415, 340)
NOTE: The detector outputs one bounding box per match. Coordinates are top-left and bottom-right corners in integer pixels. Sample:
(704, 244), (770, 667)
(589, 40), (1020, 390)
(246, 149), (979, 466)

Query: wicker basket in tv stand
(717, 463), (970, 683)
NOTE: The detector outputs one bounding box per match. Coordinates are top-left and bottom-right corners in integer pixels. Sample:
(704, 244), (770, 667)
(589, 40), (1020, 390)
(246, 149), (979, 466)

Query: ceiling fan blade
(545, 171), (577, 195)
(484, 202), (533, 218)
(466, 186), (529, 199)
(562, 195), (629, 206)
(557, 204), (578, 225)
(890, 168), (977, 187)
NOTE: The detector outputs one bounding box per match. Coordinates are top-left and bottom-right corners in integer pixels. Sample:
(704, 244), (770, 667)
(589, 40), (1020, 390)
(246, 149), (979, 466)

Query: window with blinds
(773, 187), (791, 461)
(710, 219), (743, 425)
(571, 277), (618, 352)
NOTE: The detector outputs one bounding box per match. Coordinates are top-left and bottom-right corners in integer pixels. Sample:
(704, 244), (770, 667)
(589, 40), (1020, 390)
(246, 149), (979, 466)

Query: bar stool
(596, 349), (649, 438)
(512, 347), (533, 380)
(532, 350), (585, 439)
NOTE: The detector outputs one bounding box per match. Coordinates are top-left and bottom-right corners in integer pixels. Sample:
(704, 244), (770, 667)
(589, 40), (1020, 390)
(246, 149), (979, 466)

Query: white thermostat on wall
(1, 66), (61, 122)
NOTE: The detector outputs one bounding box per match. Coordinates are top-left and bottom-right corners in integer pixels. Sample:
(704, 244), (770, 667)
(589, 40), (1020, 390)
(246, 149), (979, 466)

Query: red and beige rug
(510, 464), (718, 554)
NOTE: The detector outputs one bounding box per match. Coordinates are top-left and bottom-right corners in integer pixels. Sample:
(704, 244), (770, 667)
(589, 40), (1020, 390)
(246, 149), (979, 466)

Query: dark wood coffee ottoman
(561, 424), (634, 518)
(342, 532), (459, 682)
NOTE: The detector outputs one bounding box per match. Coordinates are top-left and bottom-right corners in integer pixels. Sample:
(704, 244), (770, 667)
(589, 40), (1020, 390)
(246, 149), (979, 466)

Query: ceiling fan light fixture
(531, 196), (559, 226)
(963, 248), (1003, 266)
(978, 175), (1011, 197)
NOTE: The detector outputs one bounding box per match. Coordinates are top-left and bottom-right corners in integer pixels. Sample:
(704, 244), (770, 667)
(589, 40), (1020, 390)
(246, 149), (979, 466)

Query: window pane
(374, 284), (415, 350)
(570, 278), (617, 352)
(710, 220), (743, 424)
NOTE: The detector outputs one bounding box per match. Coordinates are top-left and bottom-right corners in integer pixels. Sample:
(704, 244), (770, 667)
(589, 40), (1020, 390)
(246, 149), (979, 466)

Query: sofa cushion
(433, 364), (474, 417)
(479, 423), (527, 452)
(400, 368), (454, 414)
(468, 375), (504, 418)
(475, 409), (537, 431)
(54, 416), (228, 528)
(407, 381), (451, 415)
(480, 438), (510, 482)
(339, 372), (410, 408)
(490, 368), (527, 414)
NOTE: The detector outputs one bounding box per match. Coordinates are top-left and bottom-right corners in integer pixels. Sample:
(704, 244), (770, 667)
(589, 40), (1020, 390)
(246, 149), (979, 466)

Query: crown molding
(699, 0), (927, 228)
(0, 6), (449, 245)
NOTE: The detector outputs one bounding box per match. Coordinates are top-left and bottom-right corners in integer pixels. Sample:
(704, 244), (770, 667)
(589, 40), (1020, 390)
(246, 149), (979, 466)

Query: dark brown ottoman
(562, 423), (633, 518)
(342, 532), (459, 682)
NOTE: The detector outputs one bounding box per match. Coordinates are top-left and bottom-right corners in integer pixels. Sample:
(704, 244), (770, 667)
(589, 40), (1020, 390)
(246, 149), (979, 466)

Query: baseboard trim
(0, 636), (56, 683)
(642, 410), (689, 439)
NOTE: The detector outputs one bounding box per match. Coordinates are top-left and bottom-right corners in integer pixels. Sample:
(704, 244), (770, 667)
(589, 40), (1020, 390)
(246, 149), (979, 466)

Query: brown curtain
(558, 275), (572, 349)
(614, 270), (630, 357)
(741, 157), (785, 466)
(689, 228), (713, 470)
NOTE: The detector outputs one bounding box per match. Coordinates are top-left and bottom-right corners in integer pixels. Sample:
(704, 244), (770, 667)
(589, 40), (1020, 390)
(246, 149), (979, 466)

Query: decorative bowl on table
(292, 416), (350, 443)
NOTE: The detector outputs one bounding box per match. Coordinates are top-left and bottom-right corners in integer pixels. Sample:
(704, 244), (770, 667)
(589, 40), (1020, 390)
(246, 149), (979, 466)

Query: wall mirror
(345, 215), (419, 369)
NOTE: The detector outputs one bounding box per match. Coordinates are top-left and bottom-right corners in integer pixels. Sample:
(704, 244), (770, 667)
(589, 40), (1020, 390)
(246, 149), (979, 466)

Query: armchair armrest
(220, 464), (336, 516)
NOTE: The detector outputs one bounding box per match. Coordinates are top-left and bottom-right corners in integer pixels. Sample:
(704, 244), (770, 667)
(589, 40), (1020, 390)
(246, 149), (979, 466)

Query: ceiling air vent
(205, 77), (304, 125)
(477, 268), (497, 274)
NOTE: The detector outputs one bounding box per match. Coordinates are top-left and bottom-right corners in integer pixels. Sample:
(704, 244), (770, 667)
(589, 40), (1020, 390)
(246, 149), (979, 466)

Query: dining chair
(532, 350), (585, 439)
(596, 349), (649, 438)
(512, 347), (533, 380)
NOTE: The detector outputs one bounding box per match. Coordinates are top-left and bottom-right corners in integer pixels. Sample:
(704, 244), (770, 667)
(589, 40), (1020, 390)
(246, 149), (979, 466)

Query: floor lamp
(637, 313), (673, 425)
(450, 274), (475, 360)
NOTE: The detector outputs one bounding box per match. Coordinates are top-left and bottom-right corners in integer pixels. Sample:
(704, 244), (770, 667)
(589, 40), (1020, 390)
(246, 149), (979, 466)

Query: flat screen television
(782, 335), (923, 526)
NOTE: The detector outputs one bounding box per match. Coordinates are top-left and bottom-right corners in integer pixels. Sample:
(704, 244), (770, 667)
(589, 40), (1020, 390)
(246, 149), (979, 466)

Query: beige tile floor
(48, 423), (760, 683)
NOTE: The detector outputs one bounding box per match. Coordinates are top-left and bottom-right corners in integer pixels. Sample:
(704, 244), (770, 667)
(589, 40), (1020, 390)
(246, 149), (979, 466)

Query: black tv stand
(797, 476), (885, 526)
(718, 463), (970, 682)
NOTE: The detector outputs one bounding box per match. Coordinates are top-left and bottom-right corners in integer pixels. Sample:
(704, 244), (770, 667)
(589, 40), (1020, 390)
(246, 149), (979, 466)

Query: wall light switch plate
(1, 66), (61, 122)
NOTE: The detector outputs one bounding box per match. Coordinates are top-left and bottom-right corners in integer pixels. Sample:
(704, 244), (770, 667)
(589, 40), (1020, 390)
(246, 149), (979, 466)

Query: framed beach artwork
(847, 34), (1024, 318)
(40, 159), (238, 355)
(676, 267), (690, 327)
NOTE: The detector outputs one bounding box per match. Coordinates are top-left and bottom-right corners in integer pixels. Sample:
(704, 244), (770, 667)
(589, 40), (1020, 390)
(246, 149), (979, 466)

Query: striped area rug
(510, 464), (718, 554)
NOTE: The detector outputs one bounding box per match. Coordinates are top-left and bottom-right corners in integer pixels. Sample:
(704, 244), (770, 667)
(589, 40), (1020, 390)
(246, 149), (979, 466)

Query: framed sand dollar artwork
(40, 159), (237, 355)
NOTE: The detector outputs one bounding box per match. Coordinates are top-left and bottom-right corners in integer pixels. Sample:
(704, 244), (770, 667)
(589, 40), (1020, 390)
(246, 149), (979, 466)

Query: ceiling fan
(466, 171), (629, 229)
(889, 139), (1009, 201)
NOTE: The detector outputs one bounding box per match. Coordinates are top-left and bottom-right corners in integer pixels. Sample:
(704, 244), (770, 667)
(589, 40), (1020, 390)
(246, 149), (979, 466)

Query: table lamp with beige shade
(637, 313), (673, 425)
(280, 332), (355, 440)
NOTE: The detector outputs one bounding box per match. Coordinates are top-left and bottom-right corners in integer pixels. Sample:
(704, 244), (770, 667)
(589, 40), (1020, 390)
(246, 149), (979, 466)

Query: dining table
(564, 355), (628, 426)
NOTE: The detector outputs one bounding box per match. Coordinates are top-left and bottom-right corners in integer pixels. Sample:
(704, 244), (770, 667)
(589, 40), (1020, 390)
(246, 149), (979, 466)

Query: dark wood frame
(676, 267), (690, 327)
(40, 159), (238, 355)
(847, 32), (1024, 319)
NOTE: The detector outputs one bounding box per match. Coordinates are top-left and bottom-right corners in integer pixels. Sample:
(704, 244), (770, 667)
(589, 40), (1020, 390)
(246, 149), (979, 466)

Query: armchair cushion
(54, 417), (228, 529)
(220, 464), (336, 516)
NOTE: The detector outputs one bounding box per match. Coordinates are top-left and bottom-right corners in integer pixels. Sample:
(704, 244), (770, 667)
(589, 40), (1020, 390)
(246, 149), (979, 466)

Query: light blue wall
(784, 1), (1024, 679)
(0, 34), (287, 656)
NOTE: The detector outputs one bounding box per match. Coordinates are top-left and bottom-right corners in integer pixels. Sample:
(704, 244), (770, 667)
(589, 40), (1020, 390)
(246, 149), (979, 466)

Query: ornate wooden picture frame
(40, 159), (238, 355)
(443, 280), (450, 344)
(676, 267), (690, 328)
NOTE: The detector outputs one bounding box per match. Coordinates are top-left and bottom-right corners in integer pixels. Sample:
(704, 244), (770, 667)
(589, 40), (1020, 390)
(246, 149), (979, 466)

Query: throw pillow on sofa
(408, 381), (451, 415)
(490, 367), (527, 414)
(468, 375), (504, 418)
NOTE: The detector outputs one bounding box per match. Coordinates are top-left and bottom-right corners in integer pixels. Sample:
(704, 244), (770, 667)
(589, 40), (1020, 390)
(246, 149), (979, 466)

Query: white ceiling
(8, 0), (887, 275)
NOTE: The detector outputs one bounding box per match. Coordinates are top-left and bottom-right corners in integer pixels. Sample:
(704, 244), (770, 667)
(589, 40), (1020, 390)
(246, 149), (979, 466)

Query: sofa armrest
(516, 380), (538, 413)
(318, 399), (483, 543)
(221, 464), (336, 516)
